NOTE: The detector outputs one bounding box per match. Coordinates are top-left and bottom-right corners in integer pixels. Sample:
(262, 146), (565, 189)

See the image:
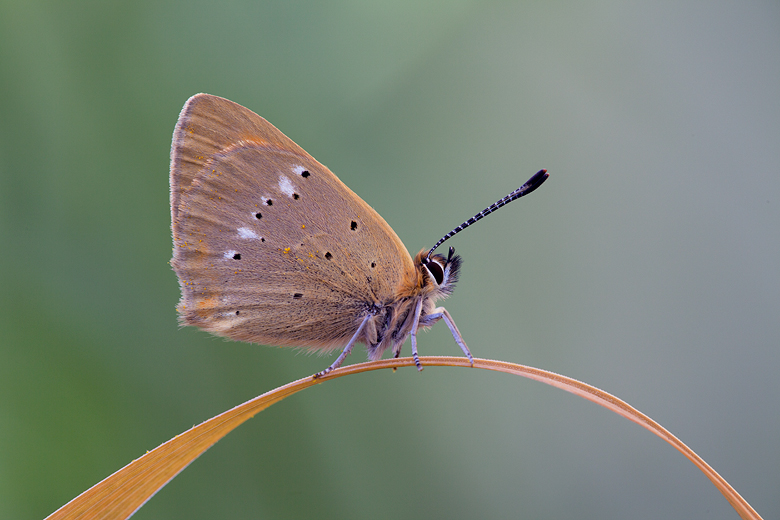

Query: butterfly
(170, 94), (548, 376)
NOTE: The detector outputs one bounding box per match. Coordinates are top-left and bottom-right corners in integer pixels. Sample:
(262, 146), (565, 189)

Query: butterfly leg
(314, 314), (372, 378)
(409, 298), (425, 371)
(420, 307), (474, 365)
(391, 318), (412, 370)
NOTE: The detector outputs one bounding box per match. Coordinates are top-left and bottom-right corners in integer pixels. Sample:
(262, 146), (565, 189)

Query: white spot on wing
(237, 227), (259, 239)
(292, 165), (307, 176)
(278, 175), (296, 198)
(224, 250), (238, 259)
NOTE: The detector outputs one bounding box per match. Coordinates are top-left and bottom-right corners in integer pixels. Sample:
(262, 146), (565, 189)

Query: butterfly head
(416, 246), (461, 299)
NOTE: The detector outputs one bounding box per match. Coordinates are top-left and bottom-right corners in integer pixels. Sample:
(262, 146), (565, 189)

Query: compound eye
(423, 259), (445, 285)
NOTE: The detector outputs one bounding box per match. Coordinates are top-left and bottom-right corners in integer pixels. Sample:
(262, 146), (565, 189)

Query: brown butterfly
(170, 94), (548, 376)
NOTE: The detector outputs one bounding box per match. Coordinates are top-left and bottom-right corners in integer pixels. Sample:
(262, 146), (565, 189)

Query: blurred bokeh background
(1, 1), (778, 519)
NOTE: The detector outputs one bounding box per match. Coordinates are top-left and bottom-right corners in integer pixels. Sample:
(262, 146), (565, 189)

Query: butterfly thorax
(362, 248), (461, 360)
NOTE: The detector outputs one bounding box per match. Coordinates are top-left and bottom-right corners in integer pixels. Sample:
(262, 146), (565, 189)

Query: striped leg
(315, 314), (371, 378)
(409, 298), (425, 371)
(420, 307), (474, 365)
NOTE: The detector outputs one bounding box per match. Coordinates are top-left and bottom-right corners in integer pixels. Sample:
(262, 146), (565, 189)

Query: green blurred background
(1, 1), (778, 519)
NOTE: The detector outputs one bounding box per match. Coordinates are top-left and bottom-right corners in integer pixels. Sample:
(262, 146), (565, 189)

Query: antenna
(427, 169), (549, 259)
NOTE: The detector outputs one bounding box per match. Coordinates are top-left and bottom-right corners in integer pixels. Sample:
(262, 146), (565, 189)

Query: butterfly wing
(171, 94), (415, 351)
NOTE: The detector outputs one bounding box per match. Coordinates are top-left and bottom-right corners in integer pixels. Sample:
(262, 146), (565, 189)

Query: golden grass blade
(45, 356), (762, 520)
(452, 357), (763, 520)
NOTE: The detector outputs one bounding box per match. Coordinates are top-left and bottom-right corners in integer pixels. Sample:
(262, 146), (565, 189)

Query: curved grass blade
(45, 357), (762, 520)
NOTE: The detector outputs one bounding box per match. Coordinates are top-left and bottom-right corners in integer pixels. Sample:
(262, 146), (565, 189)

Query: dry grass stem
(46, 356), (762, 520)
